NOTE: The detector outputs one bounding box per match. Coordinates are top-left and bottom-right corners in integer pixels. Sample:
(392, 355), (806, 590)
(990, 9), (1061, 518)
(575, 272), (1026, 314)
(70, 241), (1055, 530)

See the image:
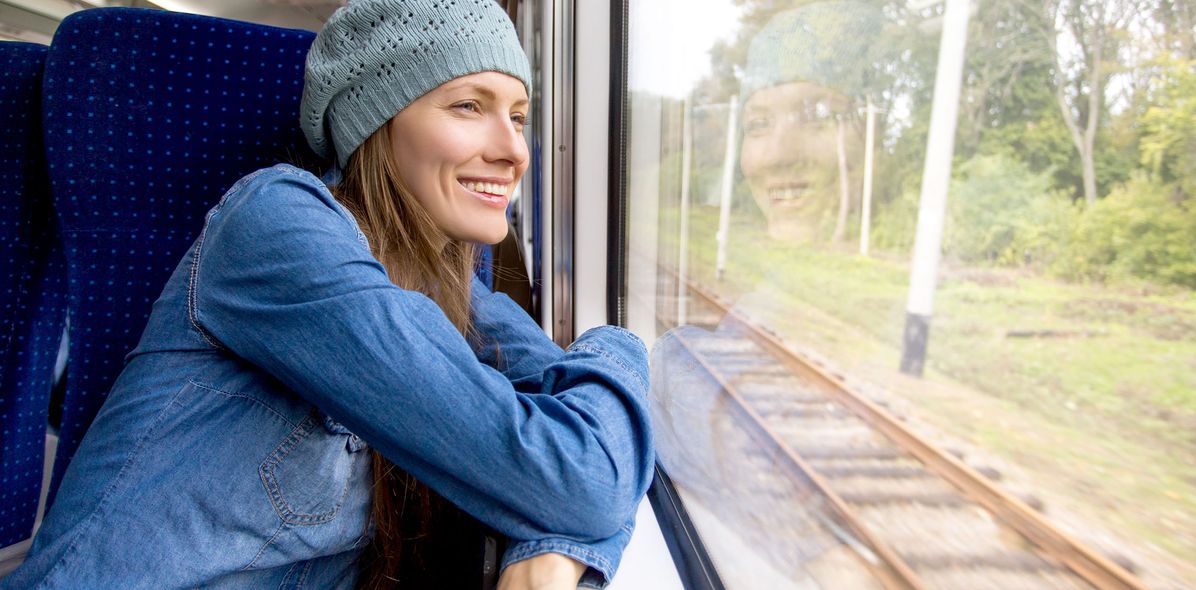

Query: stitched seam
(276, 164), (369, 248)
(187, 219), (223, 350)
(35, 383), (191, 586)
(260, 416), (319, 524)
(187, 379), (297, 429)
(259, 415), (349, 525)
(505, 541), (614, 575)
(295, 559), (314, 589)
(568, 343), (647, 390)
(596, 325), (649, 356)
(186, 167), (276, 351)
(277, 561), (301, 589)
(243, 521), (288, 571)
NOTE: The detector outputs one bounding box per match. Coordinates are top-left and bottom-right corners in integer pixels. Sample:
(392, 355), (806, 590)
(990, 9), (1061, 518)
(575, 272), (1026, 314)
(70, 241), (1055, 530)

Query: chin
(766, 218), (818, 243)
(466, 222), (509, 245)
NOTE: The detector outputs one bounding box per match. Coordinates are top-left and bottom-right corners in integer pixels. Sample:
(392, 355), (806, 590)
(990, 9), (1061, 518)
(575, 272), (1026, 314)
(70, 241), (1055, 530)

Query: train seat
(0, 41), (68, 551)
(38, 7), (318, 504)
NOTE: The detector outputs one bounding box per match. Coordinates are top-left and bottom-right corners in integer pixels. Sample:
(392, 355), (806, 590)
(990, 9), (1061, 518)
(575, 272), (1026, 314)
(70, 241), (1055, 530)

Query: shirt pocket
(259, 409), (369, 526)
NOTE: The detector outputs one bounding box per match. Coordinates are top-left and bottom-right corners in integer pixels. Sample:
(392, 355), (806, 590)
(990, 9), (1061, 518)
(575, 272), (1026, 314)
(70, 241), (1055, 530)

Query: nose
(483, 113), (529, 170)
(757, 120), (836, 173)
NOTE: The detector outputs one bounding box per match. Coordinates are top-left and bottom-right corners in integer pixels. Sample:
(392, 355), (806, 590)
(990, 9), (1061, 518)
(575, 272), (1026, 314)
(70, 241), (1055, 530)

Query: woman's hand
(497, 552), (587, 590)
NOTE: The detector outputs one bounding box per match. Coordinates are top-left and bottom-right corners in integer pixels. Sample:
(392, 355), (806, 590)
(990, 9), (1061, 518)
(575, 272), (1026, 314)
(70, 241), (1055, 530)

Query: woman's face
(388, 71), (530, 244)
(740, 80), (861, 241)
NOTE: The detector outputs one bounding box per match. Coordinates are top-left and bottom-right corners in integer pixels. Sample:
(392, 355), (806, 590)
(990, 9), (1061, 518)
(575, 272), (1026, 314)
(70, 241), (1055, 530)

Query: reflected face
(740, 81), (862, 242)
(388, 71), (530, 245)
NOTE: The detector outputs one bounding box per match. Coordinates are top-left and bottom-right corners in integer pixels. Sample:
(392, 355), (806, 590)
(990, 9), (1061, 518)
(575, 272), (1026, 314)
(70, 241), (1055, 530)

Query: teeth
(462, 181), (509, 196)
(769, 186), (807, 201)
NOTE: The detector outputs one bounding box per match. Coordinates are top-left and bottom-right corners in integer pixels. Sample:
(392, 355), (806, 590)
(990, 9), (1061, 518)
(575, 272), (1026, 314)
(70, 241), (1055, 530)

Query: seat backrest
(0, 41), (68, 548)
(40, 8), (317, 503)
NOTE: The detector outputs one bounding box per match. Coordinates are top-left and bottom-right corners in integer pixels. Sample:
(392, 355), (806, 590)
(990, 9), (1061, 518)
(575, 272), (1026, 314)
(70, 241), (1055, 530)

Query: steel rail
(672, 332), (926, 590)
(681, 279), (1148, 590)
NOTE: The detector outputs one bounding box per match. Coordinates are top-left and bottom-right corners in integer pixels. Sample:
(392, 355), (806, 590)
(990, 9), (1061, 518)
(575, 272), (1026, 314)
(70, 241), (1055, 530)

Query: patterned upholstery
(0, 41), (68, 548)
(40, 8), (317, 504)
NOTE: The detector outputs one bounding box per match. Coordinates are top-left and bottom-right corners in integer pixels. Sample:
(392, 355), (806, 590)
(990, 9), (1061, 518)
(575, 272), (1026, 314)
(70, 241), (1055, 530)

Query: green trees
(1139, 57), (1196, 200)
(875, 0), (1196, 289)
(689, 0), (1196, 290)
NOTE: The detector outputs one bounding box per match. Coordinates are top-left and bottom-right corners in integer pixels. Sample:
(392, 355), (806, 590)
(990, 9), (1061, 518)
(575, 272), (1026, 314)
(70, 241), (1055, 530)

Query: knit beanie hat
(300, 0), (532, 168)
(741, 1), (884, 105)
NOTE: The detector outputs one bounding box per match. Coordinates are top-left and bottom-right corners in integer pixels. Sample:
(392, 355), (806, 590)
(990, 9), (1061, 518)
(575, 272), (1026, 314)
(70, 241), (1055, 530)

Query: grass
(656, 204), (1196, 581)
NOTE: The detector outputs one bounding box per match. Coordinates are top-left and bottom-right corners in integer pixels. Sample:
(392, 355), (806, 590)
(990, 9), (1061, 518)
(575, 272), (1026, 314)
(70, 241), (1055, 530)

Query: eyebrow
(448, 82), (530, 108)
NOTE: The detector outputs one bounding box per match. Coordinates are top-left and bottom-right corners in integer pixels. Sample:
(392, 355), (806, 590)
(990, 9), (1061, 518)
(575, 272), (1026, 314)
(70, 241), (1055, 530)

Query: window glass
(627, 1), (1196, 587)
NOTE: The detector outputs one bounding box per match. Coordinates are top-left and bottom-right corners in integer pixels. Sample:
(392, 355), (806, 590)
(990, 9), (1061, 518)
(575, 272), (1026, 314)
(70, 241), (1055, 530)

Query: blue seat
(0, 41), (68, 548)
(40, 8), (318, 503)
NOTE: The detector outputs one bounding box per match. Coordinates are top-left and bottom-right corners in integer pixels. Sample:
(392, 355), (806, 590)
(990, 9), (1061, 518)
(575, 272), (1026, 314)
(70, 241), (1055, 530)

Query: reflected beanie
(742, 1), (883, 103)
(300, 0), (532, 168)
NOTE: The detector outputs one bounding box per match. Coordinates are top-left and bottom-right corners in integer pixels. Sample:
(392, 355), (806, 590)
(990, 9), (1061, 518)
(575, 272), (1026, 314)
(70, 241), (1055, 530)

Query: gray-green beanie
(741, 2), (884, 104)
(301, 0), (532, 168)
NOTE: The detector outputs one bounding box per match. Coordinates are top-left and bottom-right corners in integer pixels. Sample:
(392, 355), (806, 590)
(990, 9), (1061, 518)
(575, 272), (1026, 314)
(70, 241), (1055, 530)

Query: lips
(767, 182), (811, 206)
(458, 178), (512, 208)
(459, 179), (511, 197)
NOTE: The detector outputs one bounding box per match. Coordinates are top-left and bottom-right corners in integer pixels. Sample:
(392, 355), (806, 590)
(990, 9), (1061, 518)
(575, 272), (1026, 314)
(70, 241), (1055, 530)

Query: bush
(944, 154), (1072, 266)
(1061, 174), (1196, 288)
(869, 184), (919, 254)
(872, 154), (1071, 265)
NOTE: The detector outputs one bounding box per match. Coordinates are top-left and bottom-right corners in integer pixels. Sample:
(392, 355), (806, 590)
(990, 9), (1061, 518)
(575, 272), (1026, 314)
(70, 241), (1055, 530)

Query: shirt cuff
(501, 520), (636, 589)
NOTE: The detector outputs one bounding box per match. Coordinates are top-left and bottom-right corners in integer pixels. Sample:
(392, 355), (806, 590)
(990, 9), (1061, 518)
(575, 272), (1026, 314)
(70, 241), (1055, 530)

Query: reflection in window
(628, 1), (1196, 588)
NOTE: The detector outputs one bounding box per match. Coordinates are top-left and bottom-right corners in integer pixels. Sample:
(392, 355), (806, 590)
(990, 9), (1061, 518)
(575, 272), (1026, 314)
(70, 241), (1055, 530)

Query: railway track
(657, 278), (1148, 590)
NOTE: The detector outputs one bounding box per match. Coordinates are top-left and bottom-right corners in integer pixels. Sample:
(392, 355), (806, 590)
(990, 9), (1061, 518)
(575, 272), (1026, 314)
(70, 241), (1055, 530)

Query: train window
(623, 0), (1195, 588)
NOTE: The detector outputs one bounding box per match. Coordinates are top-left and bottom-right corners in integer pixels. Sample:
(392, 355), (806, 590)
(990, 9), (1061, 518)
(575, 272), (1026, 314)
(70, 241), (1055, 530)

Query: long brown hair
(334, 120), (479, 589)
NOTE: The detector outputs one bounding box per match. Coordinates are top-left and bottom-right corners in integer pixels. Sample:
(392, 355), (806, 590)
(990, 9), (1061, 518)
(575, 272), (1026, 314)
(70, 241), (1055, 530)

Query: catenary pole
(715, 96), (738, 281)
(900, 0), (972, 376)
(860, 98), (877, 257)
(677, 99), (693, 325)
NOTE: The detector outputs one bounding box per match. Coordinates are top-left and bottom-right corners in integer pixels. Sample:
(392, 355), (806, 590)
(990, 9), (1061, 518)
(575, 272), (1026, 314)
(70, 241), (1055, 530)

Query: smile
(458, 178), (512, 208)
(767, 182), (811, 204)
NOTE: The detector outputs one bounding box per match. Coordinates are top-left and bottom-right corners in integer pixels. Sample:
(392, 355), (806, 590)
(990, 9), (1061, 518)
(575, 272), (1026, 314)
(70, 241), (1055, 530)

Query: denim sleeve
(470, 280), (639, 586)
(190, 167), (655, 549)
(502, 516), (636, 589)
(470, 277), (565, 393)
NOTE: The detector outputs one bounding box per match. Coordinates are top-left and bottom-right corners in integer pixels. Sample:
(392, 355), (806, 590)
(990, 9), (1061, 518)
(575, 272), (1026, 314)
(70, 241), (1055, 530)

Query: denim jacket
(3, 164), (654, 589)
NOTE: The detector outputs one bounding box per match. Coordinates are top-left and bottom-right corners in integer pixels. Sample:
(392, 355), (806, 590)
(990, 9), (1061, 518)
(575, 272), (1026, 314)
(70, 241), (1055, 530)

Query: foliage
(868, 181), (918, 254)
(683, 0), (1196, 294)
(1138, 57), (1196, 199)
(1061, 173), (1196, 287)
(944, 155), (1072, 266)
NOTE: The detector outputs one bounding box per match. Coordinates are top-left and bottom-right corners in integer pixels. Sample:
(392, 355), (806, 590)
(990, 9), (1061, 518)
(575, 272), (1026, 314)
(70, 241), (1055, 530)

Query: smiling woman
(0, 1), (654, 589)
(737, 2), (881, 243)
(387, 72), (530, 244)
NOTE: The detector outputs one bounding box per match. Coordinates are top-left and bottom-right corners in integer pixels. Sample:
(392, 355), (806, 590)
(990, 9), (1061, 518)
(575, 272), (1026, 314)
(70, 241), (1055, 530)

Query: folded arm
(471, 279), (645, 587)
(191, 167), (654, 544)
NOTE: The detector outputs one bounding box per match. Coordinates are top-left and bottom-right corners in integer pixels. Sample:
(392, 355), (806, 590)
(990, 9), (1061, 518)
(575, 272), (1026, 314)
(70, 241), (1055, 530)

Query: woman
(736, 1), (883, 243)
(646, 2), (890, 586)
(2, 1), (654, 588)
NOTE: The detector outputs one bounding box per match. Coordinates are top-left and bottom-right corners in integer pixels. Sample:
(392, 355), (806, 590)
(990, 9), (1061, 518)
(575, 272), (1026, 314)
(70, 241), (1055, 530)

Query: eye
(510, 112), (527, 127)
(813, 100), (833, 120)
(453, 100), (482, 113)
(744, 114), (773, 136)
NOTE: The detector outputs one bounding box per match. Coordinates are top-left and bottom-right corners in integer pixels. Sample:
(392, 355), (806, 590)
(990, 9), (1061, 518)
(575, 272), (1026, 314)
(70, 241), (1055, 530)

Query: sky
(628, 0), (744, 98)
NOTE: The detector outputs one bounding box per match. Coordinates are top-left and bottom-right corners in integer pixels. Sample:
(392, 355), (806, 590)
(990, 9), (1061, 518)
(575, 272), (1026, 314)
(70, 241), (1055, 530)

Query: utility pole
(677, 99), (693, 325)
(900, 0), (971, 376)
(715, 95), (739, 281)
(860, 98), (878, 257)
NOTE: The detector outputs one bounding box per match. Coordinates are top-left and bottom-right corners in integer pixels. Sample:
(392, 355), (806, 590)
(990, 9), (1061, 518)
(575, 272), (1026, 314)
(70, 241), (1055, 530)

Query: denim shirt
(3, 164), (654, 589)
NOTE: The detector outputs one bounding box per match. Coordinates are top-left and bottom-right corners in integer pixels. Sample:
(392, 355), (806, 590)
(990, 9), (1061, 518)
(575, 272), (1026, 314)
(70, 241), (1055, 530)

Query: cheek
(739, 141), (765, 178)
(434, 127), (482, 166)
